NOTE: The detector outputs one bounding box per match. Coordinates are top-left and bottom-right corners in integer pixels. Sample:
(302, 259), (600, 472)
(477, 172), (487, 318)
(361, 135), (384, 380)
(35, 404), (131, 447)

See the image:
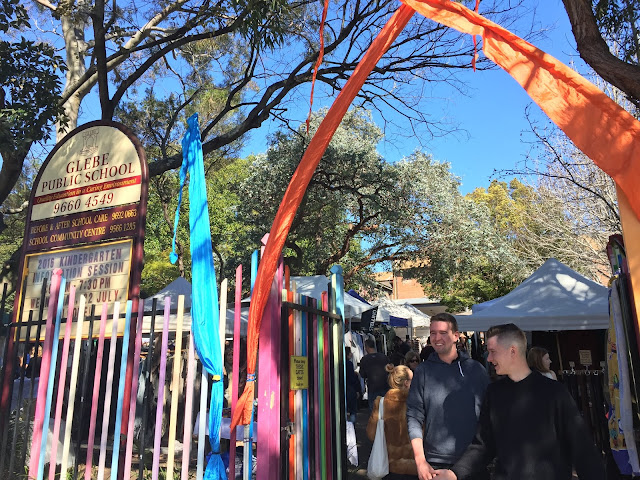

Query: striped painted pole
(257, 255), (282, 480)
(219, 279), (228, 371)
(97, 302), (121, 480)
(182, 331), (196, 480)
(197, 370), (208, 480)
(19, 279), (48, 477)
(322, 292), (332, 480)
(288, 289), (295, 480)
(85, 304), (108, 480)
(111, 300), (133, 479)
(301, 297), (309, 480)
(151, 297), (171, 480)
(244, 249), (259, 480)
(294, 292), (303, 480)
(37, 276), (66, 480)
(166, 295), (185, 477)
(330, 266), (347, 480)
(123, 299), (145, 480)
(317, 295), (326, 480)
(139, 298), (158, 480)
(229, 264), (243, 480)
(60, 294), (85, 477)
(311, 297), (321, 480)
(28, 270), (62, 480)
(48, 284), (76, 480)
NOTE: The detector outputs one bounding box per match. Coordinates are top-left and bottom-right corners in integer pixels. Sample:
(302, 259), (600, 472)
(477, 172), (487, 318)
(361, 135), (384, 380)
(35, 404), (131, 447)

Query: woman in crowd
(527, 346), (558, 380)
(404, 350), (420, 371)
(367, 364), (418, 479)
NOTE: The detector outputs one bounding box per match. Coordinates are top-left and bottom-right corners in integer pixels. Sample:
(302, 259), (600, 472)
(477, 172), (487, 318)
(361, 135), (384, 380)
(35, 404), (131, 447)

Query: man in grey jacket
(406, 313), (489, 480)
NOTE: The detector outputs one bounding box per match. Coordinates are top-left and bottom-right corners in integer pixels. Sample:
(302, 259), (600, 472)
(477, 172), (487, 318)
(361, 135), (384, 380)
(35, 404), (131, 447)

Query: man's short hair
(365, 338), (376, 350)
(430, 312), (458, 333)
(486, 323), (527, 356)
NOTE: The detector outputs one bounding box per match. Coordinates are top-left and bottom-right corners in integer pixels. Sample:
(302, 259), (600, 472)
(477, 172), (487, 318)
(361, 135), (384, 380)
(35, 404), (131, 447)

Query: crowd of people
(353, 313), (606, 480)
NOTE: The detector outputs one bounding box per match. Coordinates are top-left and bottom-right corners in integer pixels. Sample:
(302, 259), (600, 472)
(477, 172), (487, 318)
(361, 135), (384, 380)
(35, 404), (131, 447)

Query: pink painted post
(123, 299), (145, 480)
(97, 302), (120, 480)
(181, 332), (196, 480)
(28, 268), (62, 480)
(48, 284), (76, 480)
(256, 251), (283, 480)
(229, 264), (242, 480)
(151, 297), (171, 480)
(84, 303), (109, 480)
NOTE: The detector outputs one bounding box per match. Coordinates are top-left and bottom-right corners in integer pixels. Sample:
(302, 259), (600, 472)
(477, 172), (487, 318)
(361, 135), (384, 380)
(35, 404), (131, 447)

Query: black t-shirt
(359, 352), (389, 394)
(451, 371), (605, 480)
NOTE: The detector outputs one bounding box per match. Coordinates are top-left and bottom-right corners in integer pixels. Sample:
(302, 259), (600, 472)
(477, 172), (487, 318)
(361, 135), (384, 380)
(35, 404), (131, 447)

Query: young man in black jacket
(434, 323), (606, 480)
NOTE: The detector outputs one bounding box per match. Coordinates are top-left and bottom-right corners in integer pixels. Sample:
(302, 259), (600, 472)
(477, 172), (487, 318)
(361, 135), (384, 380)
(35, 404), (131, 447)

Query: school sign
(16, 121), (148, 337)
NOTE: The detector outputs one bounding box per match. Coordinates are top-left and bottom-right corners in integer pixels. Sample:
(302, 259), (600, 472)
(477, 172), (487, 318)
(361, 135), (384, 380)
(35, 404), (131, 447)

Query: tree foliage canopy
(0, 0), (65, 218)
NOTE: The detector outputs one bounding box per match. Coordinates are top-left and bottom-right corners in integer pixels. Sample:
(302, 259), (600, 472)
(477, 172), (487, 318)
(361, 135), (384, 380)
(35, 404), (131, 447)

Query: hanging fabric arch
(231, 0), (640, 428)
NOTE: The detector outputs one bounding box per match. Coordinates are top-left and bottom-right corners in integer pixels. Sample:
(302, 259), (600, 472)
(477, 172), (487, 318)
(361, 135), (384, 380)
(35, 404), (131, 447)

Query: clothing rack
(560, 368), (610, 455)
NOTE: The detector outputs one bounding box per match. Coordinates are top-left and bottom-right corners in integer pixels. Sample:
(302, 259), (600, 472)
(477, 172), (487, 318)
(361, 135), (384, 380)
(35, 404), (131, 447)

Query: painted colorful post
(111, 300), (134, 479)
(312, 297), (321, 480)
(19, 279), (48, 477)
(306, 296), (318, 480)
(197, 371), (208, 480)
(166, 295), (185, 477)
(257, 244), (283, 480)
(28, 269), (62, 479)
(124, 299), (145, 480)
(139, 298), (158, 480)
(301, 296), (309, 480)
(229, 264), (243, 480)
(49, 284), (76, 480)
(60, 294), (85, 477)
(244, 249), (259, 480)
(182, 331), (196, 480)
(330, 266), (347, 479)
(317, 294), (326, 480)
(288, 288), (296, 480)
(37, 276), (66, 480)
(152, 297), (171, 480)
(83, 305), (103, 480)
(97, 302), (121, 480)
(294, 290), (303, 480)
(220, 278), (228, 370)
(322, 292), (333, 480)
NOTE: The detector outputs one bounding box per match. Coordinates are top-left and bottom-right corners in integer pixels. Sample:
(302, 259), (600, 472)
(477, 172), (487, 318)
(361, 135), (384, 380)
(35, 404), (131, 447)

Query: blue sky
(240, 0), (589, 195)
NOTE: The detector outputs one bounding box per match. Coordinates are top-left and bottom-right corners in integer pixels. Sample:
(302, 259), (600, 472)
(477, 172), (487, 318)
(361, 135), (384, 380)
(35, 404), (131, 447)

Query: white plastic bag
(346, 421), (358, 466)
(367, 397), (389, 479)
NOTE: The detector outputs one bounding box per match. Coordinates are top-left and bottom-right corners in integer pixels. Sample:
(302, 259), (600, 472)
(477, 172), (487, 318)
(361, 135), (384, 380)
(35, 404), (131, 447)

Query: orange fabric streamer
(230, 4), (416, 430)
(232, 0), (640, 432)
(306, 0), (330, 133)
(402, 0), (640, 221)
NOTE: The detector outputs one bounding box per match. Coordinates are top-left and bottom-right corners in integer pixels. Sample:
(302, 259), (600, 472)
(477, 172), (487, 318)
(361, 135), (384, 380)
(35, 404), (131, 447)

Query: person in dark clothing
(359, 338), (390, 411)
(406, 313), (489, 480)
(433, 323), (606, 480)
(420, 338), (435, 362)
(345, 347), (362, 423)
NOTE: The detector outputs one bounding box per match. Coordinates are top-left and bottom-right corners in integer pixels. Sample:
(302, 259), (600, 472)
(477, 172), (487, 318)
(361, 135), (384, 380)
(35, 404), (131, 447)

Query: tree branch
(562, 0), (640, 104)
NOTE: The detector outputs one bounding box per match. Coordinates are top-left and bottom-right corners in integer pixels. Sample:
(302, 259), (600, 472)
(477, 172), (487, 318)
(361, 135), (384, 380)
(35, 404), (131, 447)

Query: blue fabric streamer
(171, 113), (226, 479)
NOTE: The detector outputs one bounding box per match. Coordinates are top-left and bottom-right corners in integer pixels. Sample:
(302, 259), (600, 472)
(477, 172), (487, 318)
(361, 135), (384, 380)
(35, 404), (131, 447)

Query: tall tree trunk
(562, 0), (640, 105)
(57, 13), (90, 139)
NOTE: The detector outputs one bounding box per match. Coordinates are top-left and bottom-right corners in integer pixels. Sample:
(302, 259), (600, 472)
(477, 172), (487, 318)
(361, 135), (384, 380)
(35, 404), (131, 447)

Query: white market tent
(248, 275), (374, 319)
(142, 274), (373, 335)
(143, 277), (249, 336)
(373, 298), (431, 328)
(455, 258), (610, 332)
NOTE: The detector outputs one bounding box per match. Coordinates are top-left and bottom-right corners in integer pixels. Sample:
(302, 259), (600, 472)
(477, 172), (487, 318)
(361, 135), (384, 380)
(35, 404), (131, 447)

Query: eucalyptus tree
(235, 109), (521, 301)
